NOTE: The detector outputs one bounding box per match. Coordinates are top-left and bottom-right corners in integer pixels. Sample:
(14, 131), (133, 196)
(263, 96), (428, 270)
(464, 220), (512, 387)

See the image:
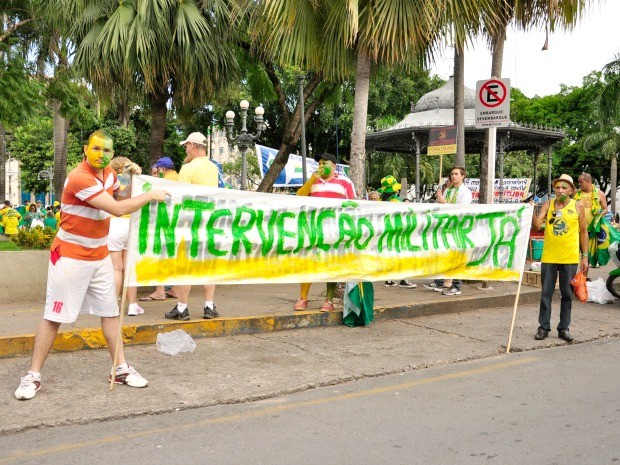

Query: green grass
(0, 240), (21, 251)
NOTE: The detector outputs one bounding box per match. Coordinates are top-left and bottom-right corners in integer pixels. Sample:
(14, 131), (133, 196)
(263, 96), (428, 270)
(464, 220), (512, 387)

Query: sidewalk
(1, 263), (612, 358)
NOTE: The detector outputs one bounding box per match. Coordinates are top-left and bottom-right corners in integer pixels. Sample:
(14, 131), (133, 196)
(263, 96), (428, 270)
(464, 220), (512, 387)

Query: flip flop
(139, 295), (166, 302)
(165, 291), (178, 299)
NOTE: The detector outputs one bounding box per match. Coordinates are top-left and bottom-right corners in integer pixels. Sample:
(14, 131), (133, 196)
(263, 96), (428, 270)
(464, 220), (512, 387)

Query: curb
(0, 287), (541, 358)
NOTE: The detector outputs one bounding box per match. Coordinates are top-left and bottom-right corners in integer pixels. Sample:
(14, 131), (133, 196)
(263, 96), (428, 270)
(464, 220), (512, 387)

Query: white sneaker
(111, 365), (148, 388)
(128, 304), (145, 316)
(15, 373), (41, 400)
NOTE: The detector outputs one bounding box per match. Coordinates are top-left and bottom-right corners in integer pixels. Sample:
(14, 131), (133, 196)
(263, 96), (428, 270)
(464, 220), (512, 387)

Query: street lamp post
(225, 100), (265, 190)
(37, 167), (53, 204)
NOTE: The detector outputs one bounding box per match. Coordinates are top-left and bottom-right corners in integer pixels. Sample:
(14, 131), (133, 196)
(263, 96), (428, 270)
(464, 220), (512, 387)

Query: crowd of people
(11, 127), (605, 401)
(0, 199), (60, 236)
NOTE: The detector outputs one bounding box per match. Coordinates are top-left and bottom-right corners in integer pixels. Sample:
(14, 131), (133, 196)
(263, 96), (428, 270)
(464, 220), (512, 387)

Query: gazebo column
(547, 145), (553, 196)
(532, 150), (539, 199)
(498, 134), (507, 203)
(413, 132), (421, 202)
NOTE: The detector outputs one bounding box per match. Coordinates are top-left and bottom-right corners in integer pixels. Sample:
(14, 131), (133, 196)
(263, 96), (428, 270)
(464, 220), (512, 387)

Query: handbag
(570, 270), (588, 303)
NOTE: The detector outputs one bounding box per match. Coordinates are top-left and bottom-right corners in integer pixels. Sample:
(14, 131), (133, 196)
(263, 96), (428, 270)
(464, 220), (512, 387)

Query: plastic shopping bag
(570, 271), (588, 303)
(586, 278), (615, 304)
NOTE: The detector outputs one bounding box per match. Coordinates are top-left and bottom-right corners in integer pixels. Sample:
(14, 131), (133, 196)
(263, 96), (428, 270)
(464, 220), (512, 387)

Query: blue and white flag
(255, 145), (350, 187)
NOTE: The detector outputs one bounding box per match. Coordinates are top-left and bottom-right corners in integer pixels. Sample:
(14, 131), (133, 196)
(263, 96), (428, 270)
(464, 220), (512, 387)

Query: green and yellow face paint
(84, 134), (114, 169)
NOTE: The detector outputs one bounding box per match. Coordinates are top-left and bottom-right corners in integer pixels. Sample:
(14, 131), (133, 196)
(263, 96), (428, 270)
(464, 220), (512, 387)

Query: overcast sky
(430, 1), (620, 98)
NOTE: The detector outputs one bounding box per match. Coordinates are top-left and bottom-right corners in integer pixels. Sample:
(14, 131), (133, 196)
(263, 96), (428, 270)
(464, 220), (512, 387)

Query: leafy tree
(41, 0), (239, 167)
(8, 115), (81, 194)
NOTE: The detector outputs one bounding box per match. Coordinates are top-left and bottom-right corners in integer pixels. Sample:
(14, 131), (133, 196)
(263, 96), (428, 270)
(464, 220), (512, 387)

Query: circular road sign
(478, 79), (507, 108)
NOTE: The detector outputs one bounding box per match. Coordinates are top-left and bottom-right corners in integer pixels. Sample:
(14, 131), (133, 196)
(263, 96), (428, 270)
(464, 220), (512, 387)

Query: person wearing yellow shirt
(153, 157), (179, 181)
(531, 174), (589, 343)
(165, 132), (219, 321)
(1, 200), (21, 236)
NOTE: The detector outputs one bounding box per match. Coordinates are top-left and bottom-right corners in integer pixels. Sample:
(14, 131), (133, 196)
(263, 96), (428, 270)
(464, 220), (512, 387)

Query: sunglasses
(548, 210), (562, 224)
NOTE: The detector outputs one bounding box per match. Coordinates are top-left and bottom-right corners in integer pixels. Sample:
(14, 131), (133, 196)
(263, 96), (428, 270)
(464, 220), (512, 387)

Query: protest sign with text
(126, 176), (533, 286)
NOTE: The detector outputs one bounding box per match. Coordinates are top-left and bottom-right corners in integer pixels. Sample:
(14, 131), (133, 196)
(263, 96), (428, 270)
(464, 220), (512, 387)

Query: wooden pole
(110, 172), (134, 390)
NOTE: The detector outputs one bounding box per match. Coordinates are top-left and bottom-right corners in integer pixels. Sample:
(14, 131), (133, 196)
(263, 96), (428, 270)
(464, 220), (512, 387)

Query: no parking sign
(475, 78), (511, 128)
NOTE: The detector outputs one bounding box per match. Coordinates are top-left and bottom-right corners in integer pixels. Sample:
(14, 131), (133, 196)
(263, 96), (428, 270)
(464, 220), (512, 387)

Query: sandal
(139, 294), (166, 302)
(294, 298), (308, 311)
(320, 300), (334, 312)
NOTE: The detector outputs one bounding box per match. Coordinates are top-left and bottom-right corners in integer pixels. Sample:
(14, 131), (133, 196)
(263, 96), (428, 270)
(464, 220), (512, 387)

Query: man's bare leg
(101, 316), (126, 366)
(175, 285), (191, 304)
(29, 319), (61, 373)
(203, 284), (215, 301)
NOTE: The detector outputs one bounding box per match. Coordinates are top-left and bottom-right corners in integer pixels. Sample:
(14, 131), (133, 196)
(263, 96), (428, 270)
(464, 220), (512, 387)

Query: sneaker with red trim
(294, 298), (308, 311)
(111, 365), (148, 388)
(15, 373), (41, 400)
(320, 300), (335, 312)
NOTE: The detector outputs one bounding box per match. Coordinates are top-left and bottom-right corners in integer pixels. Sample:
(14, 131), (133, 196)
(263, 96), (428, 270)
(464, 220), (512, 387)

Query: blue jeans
(434, 279), (461, 291)
(538, 262), (577, 332)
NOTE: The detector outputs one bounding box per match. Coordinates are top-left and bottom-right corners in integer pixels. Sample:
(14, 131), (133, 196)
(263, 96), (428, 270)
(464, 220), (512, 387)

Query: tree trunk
(0, 124), (6, 201)
(349, 50), (372, 197)
(52, 99), (69, 202)
(611, 154), (618, 216)
(149, 90), (168, 167)
(480, 24), (506, 204)
(256, 65), (334, 193)
(453, 46), (465, 168)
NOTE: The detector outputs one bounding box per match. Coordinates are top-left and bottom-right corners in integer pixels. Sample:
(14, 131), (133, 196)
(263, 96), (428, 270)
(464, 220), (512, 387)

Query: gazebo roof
(366, 76), (565, 154)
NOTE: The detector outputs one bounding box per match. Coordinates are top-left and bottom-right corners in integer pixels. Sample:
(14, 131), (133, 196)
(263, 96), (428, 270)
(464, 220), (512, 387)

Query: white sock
(116, 363), (128, 372)
(205, 301), (214, 309)
(28, 371), (41, 379)
(177, 302), (188, 311)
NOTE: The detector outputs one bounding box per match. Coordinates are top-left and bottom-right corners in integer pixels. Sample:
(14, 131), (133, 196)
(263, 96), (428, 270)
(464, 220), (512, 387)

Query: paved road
(1, 338), (618, 465)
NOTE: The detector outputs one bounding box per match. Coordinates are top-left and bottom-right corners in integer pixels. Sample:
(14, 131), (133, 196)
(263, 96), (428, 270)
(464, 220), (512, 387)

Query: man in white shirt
(423, 166), (472, 296)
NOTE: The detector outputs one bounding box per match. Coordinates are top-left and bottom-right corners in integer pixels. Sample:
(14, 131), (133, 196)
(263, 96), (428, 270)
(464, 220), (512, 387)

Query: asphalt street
(1, 338), (618, 465)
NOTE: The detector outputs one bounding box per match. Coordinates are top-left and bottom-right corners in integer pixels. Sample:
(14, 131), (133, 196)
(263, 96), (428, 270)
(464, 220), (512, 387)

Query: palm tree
(249, 0), (497, 195)
(584, 127), (619, 215)
(587, 54), (620, 214)
(478, 0), (590, 203)
(40, 0), (238, 165)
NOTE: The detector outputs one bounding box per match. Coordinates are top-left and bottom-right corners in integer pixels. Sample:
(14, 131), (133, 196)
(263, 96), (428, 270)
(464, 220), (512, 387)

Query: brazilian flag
(588, 214), (620, 267)
(343, 282), (375, 327)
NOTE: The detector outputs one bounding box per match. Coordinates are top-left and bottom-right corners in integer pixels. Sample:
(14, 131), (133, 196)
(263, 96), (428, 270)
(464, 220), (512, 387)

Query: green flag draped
(343, 282), (375, 327)
(588, 215), (620, 267)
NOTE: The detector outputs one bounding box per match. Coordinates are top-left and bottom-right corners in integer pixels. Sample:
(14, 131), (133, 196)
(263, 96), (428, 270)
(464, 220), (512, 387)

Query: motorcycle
(606, 242), (620, 298)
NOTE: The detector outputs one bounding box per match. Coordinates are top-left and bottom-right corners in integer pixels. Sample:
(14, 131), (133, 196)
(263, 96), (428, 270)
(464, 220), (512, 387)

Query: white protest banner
(255, 145), (349, 187)
(126, 176), (533, 286)
(462, 178), (531, 203)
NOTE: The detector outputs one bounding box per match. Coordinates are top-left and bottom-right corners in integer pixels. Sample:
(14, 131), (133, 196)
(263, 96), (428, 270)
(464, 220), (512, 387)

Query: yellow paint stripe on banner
(135, 245), (519, 285)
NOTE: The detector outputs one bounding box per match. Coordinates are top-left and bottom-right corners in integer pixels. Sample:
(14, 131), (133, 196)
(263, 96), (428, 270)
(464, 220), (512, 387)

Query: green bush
(11, 226), (56, 249)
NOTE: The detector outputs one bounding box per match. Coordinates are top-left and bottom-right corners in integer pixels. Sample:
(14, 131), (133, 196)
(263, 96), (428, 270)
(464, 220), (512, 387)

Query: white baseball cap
(179, 132), (207, 146)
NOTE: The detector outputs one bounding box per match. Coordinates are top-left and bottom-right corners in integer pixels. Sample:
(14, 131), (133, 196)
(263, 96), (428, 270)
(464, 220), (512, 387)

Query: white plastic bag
(156, 329), (196, 356)
(586, 278), (615, 304)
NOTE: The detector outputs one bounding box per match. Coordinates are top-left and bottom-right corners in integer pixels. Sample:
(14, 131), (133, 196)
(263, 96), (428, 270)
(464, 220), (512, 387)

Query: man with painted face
(531, 174), (589, 343)
(14, 130), (170, 400)
(294, 153), (356, 312)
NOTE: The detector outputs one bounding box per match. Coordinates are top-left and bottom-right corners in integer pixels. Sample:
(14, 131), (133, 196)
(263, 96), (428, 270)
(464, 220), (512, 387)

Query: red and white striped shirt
(51, 160), (118, 260)
(309, 175), (356, 200)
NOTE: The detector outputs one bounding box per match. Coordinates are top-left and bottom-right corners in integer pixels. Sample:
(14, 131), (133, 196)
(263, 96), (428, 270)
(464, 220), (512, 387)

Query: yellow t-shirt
(164, 170), (179, 181)
(542, 199), (580, 264)
(178, 157), (218, 187)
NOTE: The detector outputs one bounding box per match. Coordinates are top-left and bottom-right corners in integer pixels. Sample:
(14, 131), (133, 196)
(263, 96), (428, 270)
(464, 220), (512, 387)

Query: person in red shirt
(294, 153), (356, 312)
(15, 130), (169, 401)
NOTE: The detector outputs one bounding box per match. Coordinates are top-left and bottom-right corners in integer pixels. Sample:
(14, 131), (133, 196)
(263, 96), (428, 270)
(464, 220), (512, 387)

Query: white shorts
(107, 216), (130, 252)
(43, 253), (119, 323)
